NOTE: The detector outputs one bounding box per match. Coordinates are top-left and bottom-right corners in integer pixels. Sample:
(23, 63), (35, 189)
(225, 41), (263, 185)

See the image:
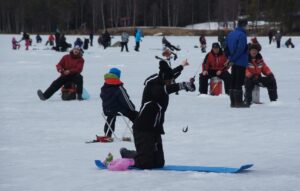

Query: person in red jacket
(45, 34), (55, 46)
(199, 42), (231, 95)
(244, 43), (278, 105)
(12, 37), (20, 50)
(37, 45), (84, 100)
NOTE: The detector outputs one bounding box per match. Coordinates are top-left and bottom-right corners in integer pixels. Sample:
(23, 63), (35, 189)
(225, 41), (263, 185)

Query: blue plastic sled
(95, 160), (253, 173)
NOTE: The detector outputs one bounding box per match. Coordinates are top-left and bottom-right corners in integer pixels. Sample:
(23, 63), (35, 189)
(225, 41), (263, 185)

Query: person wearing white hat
(275, 30), (282, 48)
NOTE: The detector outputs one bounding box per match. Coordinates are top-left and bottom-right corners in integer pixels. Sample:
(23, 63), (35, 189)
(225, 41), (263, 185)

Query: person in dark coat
(285, 38), (295, 48)
(100, 68), (138, 137)
(244, 43), (278, 105)
(54, 28), (61, 50)
(37, 46), (84, 101)
(102, 30), (111, 49)
(74, 38), (83, 48)
(52, 34), (70, 52)
(59, 34), (72, 52)
(199, 42), (231, 95)
(268, 29), (274, 45)
(218, 30), (227, 50)
(20, 32), (31, 50)
(120, 59), (196, 169)
(36, 34), (42, 43)
(89, 32), (94, 46)
(162, 36), (181, 51)
(225, 17), (249, 108)
(275, 30), (282, 48)
(199, 34), (207, 53)
(83, 38), (89, 50)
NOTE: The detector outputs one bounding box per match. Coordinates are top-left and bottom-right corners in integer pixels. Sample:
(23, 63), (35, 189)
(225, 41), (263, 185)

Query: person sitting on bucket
(100, 68), (138, 138)
(199, 42), (231, 95)
(244, 43), (278, 106)
(37, 45), (85, 101)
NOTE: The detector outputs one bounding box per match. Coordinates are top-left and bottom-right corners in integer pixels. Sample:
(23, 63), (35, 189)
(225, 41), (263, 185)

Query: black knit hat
(212, 42), (220, 49)
(159, 60), (174, 80)
(238, 17), (248, 27)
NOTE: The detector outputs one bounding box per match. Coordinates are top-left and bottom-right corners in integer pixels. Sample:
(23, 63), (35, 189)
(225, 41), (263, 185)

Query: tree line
(0, 0), (299, 34)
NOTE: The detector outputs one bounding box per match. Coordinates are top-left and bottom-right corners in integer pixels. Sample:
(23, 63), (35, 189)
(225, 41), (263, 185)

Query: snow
(185, 22), (231, 30)
(1, 34), (300, 191)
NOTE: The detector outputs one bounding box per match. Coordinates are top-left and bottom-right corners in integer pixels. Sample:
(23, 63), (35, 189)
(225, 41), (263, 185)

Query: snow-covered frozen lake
(1, 34), (300, 191)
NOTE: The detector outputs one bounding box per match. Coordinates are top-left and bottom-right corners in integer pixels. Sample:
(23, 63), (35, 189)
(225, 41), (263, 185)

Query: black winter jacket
(100, 83), (135, 116)
(133, 65), (183, 134)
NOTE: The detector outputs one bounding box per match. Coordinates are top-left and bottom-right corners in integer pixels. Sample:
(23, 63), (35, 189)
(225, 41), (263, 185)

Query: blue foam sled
(95, 160), (253, 173)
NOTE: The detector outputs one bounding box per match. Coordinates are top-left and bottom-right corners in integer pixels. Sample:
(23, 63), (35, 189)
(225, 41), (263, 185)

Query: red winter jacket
(202, 51), (228, 71)
(246, 53), (272, 78)
(48, 35), (55, 41)
(56, 52), (84, 75)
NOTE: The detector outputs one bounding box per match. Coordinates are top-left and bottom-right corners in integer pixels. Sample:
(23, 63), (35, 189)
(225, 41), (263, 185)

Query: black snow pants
(199, 70), (231, 94)
(244, 75), (278, 103)
(133, 130), (165, 169)
(43, 74), (83, 99)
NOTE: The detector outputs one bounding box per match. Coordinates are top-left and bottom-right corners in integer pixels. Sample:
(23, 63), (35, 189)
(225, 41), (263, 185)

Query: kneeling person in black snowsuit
(100, 68), (138, 137)
(120, 59), (195, 169)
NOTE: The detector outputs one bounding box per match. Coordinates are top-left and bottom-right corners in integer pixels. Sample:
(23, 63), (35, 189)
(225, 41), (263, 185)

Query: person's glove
(179, 78), (195, 92)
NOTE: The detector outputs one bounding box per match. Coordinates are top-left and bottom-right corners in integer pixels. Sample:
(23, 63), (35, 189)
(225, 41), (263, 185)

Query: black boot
(77, 94), (83, 101)
(233, 90), (250, 108)
(120, 147), (137, 159)
(244, 89), (252, 106)
(268, 89), (278, 101)
(37, 90), (46, 101)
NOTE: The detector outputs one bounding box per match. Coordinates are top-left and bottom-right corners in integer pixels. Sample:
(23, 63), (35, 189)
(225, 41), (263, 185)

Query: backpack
(61, 82), (77, 100)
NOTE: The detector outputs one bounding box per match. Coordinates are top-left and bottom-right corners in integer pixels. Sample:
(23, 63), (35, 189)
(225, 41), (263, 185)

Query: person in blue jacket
(225, 17), (249, 108)
(134, 28), (142, 51)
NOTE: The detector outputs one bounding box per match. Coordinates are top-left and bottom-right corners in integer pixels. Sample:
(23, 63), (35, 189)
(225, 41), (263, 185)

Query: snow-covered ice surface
(1, 34), (300, 191)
